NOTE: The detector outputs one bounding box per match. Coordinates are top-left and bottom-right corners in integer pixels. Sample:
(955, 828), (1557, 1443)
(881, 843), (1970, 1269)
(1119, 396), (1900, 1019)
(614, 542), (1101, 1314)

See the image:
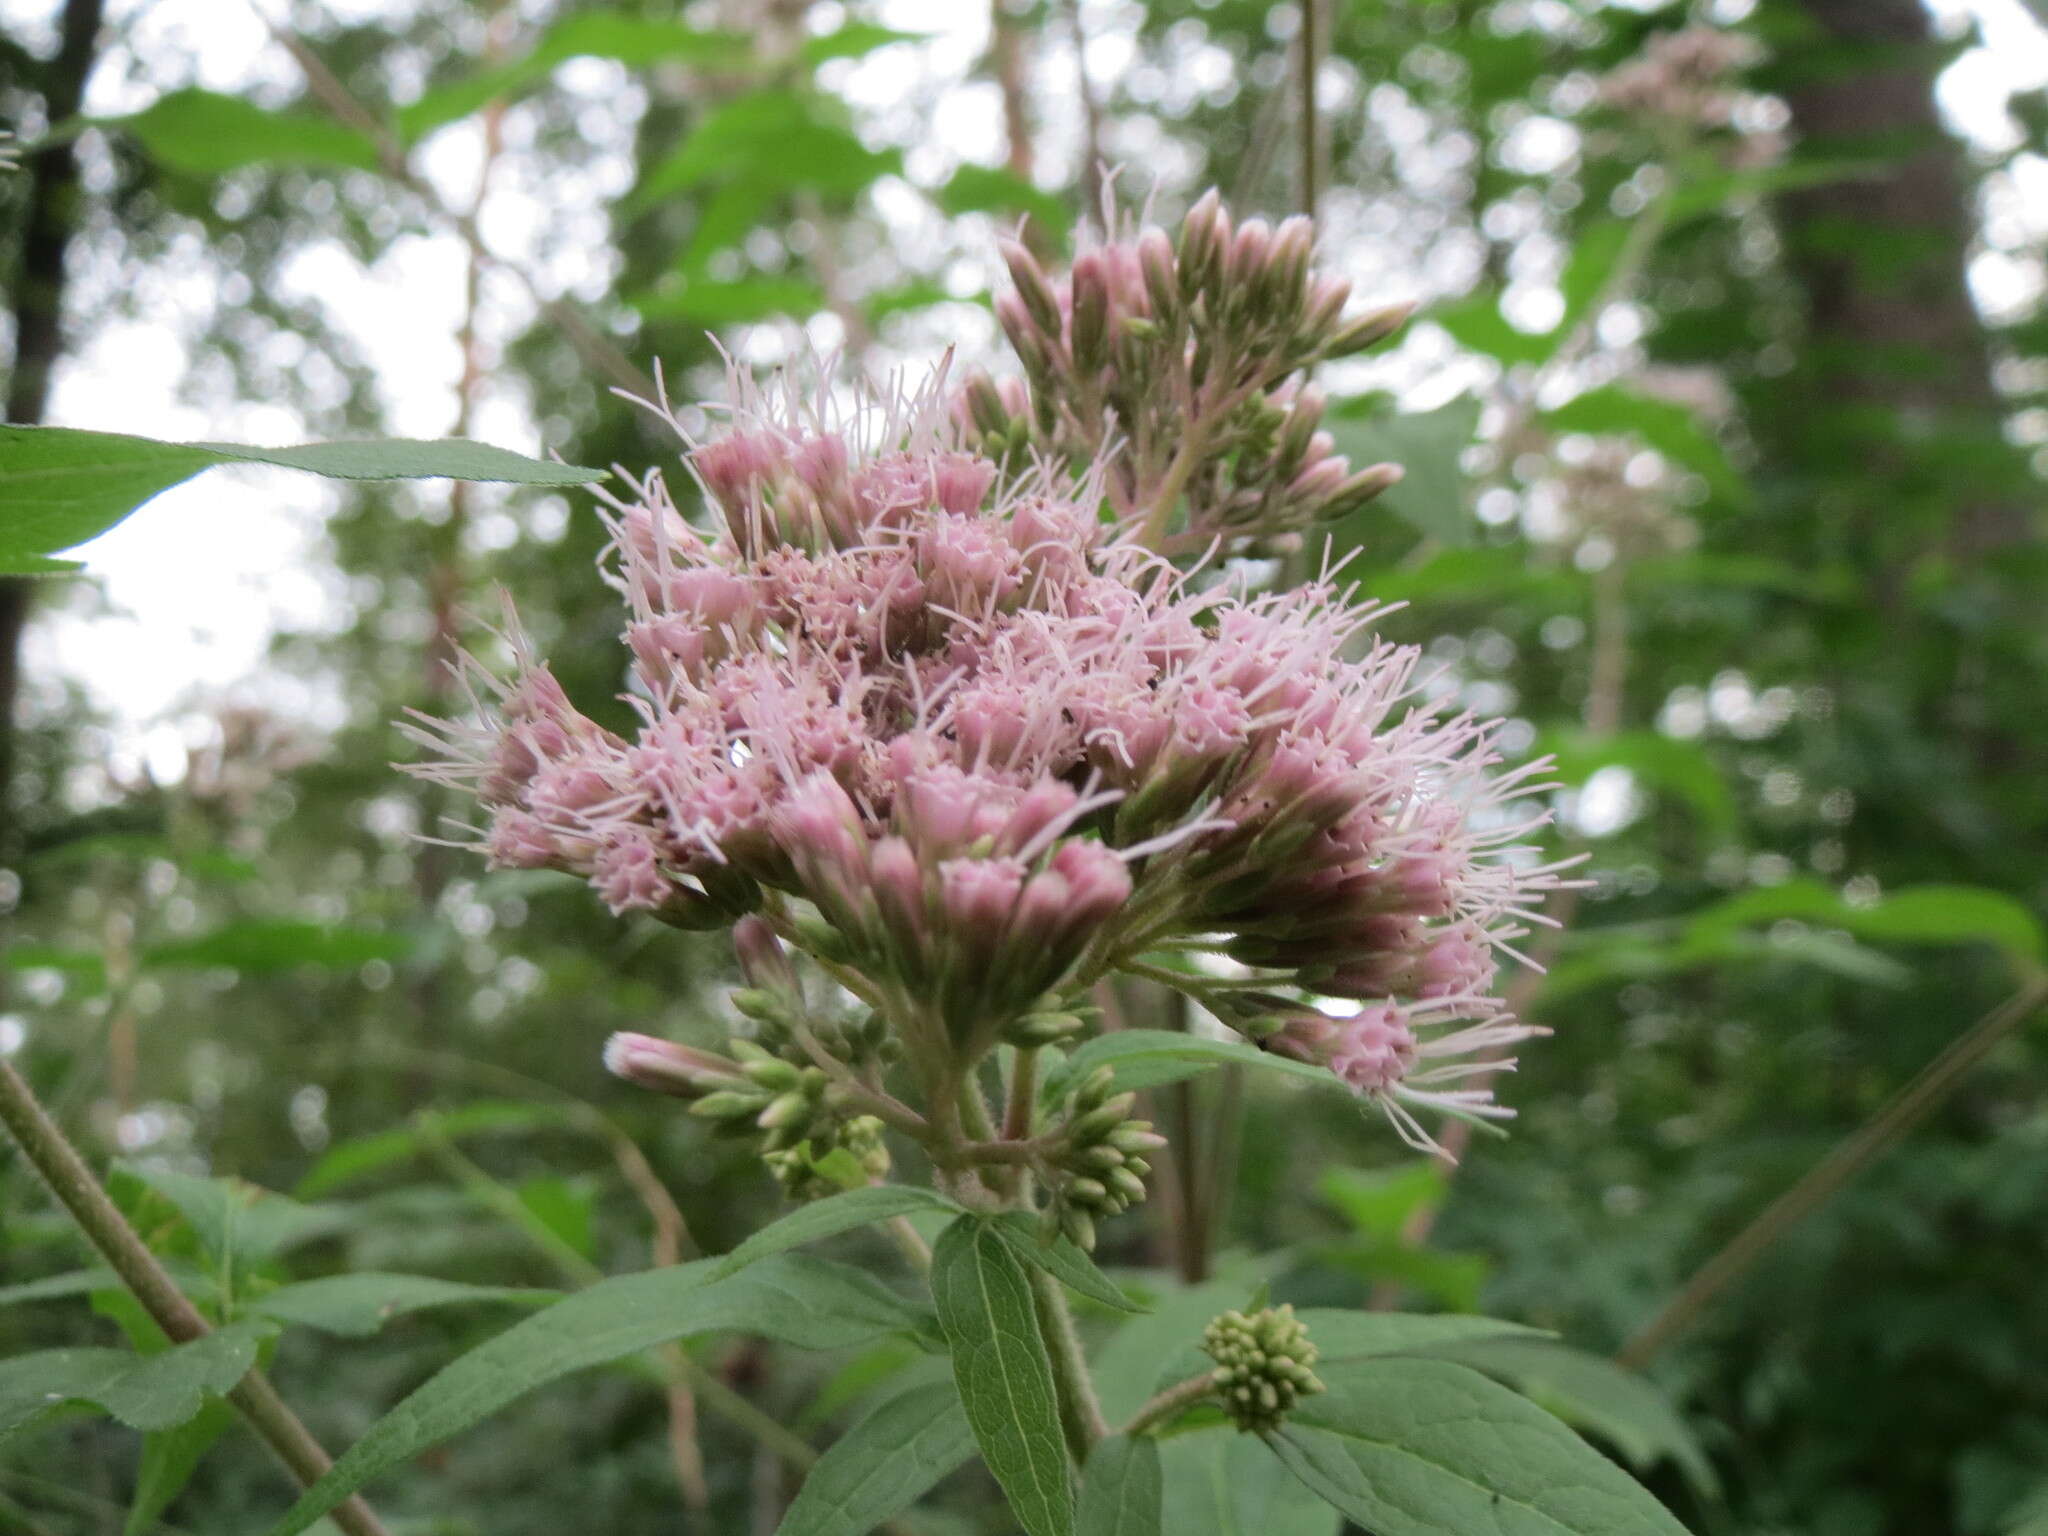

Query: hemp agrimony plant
(0, 196), (1690, 1536)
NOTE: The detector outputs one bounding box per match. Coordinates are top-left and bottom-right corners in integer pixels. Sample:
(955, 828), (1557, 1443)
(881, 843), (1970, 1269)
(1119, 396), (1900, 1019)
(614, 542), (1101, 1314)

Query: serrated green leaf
(776, 1378), (976, 1536)
(141, 919), (412, 972)
(987, 1212), (1146, 1314)
(1685, 878), (2045, 976)
(1045, 1029), (1337, 1101)
(126, 1399), (234, 1535)
(1268, 1357), (1690, 1536)
(107, 88), (382, 175)
(1439, 1338), (1717, 1497)
(1158, 1433), (1338, 1536)
(122, 1165), (351, 1276)
(0, 425), (603, 575)
(1077, 1436), (1161, 1536)
(929, 1217), (1074, 1536)
(261, 1254), (930, 1536)
(252, 1274), (557, 1337)
(715, 1185), (961, 1279)
(1295, 1308), (1550, 1362)
(1326, 396), (1483, 549)
(0, 1321), (271, 1438)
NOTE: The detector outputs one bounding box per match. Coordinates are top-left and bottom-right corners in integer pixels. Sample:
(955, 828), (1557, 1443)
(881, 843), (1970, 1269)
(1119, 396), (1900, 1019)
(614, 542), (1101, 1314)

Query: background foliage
(2, 0), (2045, 1532)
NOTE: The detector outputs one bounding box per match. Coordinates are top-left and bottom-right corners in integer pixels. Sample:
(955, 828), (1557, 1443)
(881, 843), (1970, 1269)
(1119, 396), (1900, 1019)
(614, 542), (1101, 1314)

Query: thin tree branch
(1617, 973), (2048, 1368)
(0, 1062), (392, 1536)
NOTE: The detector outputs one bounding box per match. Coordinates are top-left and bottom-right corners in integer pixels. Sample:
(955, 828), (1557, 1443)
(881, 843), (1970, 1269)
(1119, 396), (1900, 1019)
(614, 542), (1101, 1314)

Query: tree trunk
(2, 0), (108, 852)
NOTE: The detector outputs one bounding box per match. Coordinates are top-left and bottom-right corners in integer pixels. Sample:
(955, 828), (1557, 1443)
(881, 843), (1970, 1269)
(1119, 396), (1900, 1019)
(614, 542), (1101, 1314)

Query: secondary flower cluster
(404, 193), (1569, 1162)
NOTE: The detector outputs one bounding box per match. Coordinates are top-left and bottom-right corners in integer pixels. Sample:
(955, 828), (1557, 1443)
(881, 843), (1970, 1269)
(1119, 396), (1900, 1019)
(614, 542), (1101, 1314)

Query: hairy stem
(1003, 1047), (1041, 1141)
(0, 1062), (392, 1536)
(1028, 1266), (1108, 1461)
(1120, 1371), (1218, 1437)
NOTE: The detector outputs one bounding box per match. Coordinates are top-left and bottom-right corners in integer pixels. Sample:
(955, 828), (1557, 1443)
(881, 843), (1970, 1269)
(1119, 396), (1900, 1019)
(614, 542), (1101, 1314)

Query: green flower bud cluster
(689, 1036), (894, 1199)
(999, 995), (1097, 1050)
(1202, 1304), (1326, 1434)
(1042, 1065), (1166, 1251)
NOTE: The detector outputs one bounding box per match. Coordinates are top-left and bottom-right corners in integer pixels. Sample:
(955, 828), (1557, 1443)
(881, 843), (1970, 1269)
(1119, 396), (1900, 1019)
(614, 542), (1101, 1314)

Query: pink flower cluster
(405, 364), (1566, 1139)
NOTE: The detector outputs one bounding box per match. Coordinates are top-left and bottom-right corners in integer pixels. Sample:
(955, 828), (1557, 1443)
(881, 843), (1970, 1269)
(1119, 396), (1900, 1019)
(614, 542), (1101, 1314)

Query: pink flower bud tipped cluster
(959, 189), (1412, 556)
(405, 196), (1576, 1148)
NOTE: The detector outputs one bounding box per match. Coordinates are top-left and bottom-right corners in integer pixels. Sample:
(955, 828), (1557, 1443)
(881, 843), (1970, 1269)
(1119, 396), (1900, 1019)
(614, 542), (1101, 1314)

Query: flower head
(404, 197), (1573, 1151)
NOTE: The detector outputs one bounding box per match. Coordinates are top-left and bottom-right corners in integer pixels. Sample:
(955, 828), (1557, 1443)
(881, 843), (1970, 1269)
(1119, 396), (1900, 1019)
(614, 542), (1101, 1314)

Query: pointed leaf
(1294, 1308), (1549, 1362)
(126, 1400), (234, 1535)
(1438, 1338), (1717, 1498)
(987, 1212), (1146, 1313)
(0, 425), (603, 575)
(1326, 396), (1483, 549)
(1046, 1029), (1336, 1100)
(252, 1274), (558, 1337)
(261, 1255), (929, 1536)
(776, 1378), (976, 1536)
(1159, 1433), (1338, 1536)
(715, 1185), (962, 1278)
(929, 1217), (1074, 1536)
(0, 1321), (270, 1438)
(107, 88), (381, 175)
(1077, 1435), (1162, 1536)
(1268, 1357), (1690, 1536)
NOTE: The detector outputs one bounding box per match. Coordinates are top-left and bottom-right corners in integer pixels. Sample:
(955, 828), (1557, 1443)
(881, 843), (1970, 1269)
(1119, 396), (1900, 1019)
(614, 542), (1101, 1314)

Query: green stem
(1002, 1047), (1040, 1141)
(0, 1062), (393, 1536)
(1119, 1371), (1218, 1437)
(1029, 1266), (1108, 1462)
(1135, 414), (1213, 552)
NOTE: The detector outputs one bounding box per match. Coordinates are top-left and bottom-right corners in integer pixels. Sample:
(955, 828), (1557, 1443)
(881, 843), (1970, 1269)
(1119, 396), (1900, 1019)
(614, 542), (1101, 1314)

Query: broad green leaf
(631, 274), (827, 326)
(122, 1165), (350, 1274)
(776, 1378), (976, 1536)
(1294, 1308), (1549, 1362)
(1440, 1338), (1717, 1497)
(1093, 1272), (1263, 1424)
(797, 1340), (929, 1431)
(1684, 878), (2045, 976)
(1431, 291), (1556, 367)
(799, 22), (930, 66)
(106, 88), (381, 175)
(141, 919), (412, 972)
(1327, 396), (1483, 548)
(1077, 1436), (1162, 1536)
(295, 1100), (577, 1197)
(252, 1274), (557, 1337)
(1268, 1357), (1691, 1536)
(0, 425), (603, 575)
(398, 16), (749, 141)
(714, 1185), (961, 1279)
(0, 1321), (270, 1438)
(1543, 385), (1745, 505)
(934, 163), (1073, 242)
(262, 1254), (931, 1536)
(1541, 728), (1740, 843)
(929, 1217), (1074, 1536)
(1158, 1433), (1338, 1536)
(0, 1269), (120, 1308)
(516, 1176), (596, 1261)
(126, 1400), (234, 1535)
(1048, 1029), (1336, 1100)
(634, 88), (901, 209)
(1558, 220), (1630, 328)
(1319, 1164), (1446, 1242)
(986, 1212), (1146, 1314)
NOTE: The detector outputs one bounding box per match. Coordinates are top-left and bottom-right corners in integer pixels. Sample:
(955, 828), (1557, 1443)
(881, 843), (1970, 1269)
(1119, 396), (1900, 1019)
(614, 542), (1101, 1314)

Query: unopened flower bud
(1204, 1305), (1325, 1433)
(603, 1033), (745, 1099)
